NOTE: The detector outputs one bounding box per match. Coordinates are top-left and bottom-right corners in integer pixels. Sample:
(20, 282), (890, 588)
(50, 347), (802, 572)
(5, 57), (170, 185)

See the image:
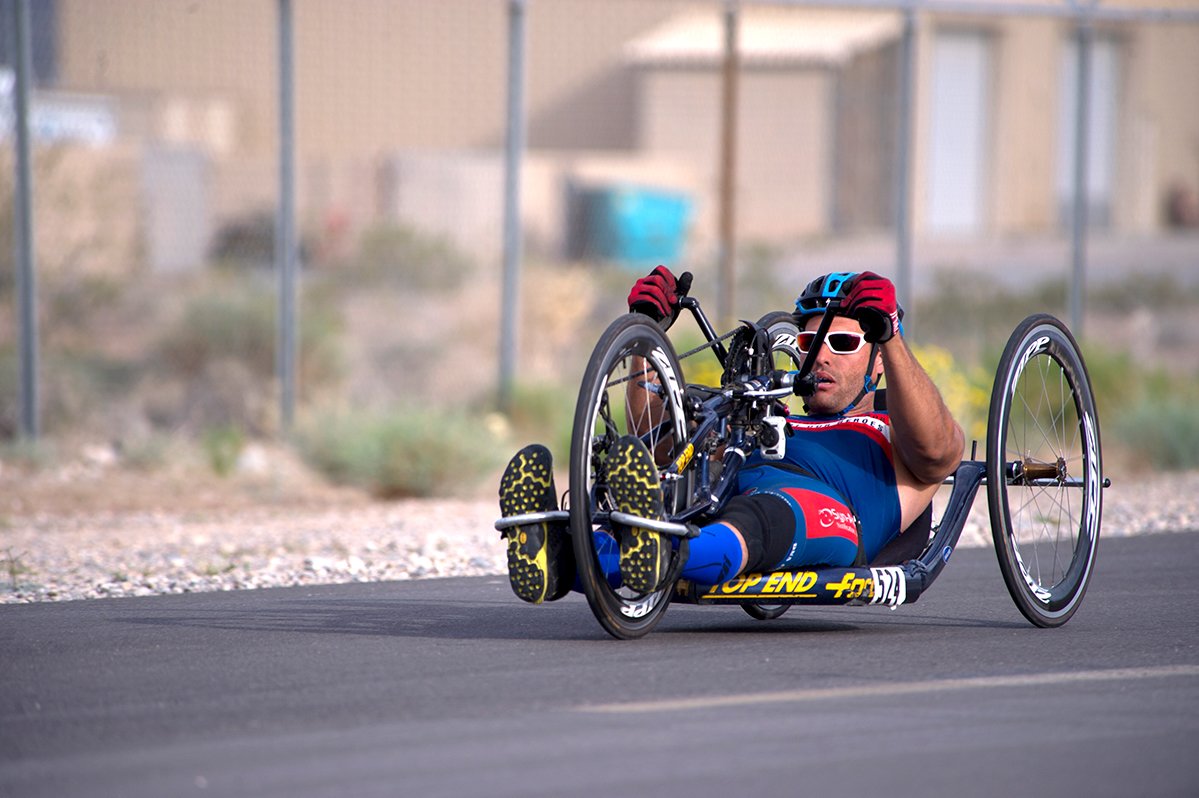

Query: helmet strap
(834, 343), (880, 418)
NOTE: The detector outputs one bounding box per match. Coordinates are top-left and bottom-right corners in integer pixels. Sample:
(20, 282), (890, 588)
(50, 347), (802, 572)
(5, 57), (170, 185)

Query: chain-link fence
(3, 0), (1199, 487)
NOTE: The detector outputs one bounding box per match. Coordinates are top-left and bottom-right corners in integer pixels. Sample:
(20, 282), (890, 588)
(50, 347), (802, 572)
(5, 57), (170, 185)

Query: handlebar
(679, 296), (729, 365)
(734, 370), (800, 400)
(677, 292), (842, 398)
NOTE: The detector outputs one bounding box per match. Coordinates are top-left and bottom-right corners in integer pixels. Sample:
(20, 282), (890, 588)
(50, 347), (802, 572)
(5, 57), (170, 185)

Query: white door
(1056, 35), (1119, 228)
(927, 30), (992, 235)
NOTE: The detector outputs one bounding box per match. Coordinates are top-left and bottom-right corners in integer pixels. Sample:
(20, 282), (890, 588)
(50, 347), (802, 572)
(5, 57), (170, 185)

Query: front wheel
(986, 314), (1102, 628)
(737, 312), (800, 624)
(569, 315), (693, 639)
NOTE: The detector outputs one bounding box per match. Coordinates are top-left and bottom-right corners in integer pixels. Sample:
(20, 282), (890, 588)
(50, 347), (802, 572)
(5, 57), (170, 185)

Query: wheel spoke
(1014, 366), (1060, 463)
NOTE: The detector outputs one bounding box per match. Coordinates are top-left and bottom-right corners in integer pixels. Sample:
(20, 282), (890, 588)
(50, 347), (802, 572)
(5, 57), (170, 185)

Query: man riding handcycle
(497, 268), (964, 616)
(498, 265), (1105, 639)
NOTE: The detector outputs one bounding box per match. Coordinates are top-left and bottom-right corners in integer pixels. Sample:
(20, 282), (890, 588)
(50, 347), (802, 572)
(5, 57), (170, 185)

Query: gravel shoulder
(2, 460), (1196, 604)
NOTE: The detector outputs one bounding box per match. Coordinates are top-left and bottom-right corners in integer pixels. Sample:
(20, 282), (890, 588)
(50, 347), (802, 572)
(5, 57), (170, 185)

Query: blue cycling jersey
(742, 412), (902, 563)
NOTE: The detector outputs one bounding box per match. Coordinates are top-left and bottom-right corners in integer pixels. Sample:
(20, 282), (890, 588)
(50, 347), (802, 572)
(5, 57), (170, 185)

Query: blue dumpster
(569, 184), (693, 268)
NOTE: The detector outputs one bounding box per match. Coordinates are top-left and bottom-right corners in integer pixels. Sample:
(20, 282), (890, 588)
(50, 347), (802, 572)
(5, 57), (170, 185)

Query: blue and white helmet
(794, 271), (905, 329)
(794, 272), (857, 321)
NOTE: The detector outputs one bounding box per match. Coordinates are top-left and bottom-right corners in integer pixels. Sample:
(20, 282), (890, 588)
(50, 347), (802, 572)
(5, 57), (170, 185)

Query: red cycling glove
(843, 271), (900, 343)
(627, 266), (693, 330)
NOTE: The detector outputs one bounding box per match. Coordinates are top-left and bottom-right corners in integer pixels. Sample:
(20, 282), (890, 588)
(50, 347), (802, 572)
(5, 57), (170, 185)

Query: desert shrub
(157, 285), (276, 378)
(1075, 345), (1140, 428)
(296, 405), (502, 498)
(209, 211), (277, 266)
(349, 223), (473, 291)
(156, 279), (344, 391)
(45, 352), (139, 431)
(203, 424), (247, 477)
(736, 242), (788, 315)
(910, 344), (991, 446)
(0, 436), (58, 469)
(119, 432), (175, 471)
(0, 348), (16, 439)
(1083, 343), (1199, 471)
(911, 272), (1068, 363)
(1111, 392), (1199, 471)
(208, 211), (314, 270)
(503, 380), (576, 459)
(670, 329), (726, 388)
(1090, 272), (1199, 312)
(43, 275), (124, 344)
(0, 346), (140, 439)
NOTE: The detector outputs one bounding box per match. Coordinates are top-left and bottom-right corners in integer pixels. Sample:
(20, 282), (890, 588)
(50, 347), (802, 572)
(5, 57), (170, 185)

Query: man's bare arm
(877, 338), (964, 485)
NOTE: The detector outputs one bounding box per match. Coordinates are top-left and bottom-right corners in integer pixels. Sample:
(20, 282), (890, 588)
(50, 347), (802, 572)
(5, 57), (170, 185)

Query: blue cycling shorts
(737, 464), (860, 568)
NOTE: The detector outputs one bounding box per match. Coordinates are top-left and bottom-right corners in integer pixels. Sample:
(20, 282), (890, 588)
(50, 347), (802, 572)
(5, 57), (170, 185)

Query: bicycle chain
(676, 328), (740, 361)
(607, 328), (741, 388)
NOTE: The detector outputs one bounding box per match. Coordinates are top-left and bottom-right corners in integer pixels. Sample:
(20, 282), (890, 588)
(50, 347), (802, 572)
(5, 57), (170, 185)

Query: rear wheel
(569, 315), (693, 639)
(756, 310), (803, 370)
(987, 314), (1102, 628)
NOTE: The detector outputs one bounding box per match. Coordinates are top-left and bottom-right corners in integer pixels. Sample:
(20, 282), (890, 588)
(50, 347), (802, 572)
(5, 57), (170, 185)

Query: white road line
(577, 664), (1199, 714)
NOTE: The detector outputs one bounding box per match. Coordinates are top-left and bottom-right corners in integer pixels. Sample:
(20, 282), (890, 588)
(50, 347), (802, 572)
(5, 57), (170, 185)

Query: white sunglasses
(797, 329), (869, 355)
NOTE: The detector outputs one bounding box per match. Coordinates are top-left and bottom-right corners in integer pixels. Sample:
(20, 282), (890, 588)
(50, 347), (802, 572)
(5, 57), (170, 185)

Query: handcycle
(498, 292), (1107, 640)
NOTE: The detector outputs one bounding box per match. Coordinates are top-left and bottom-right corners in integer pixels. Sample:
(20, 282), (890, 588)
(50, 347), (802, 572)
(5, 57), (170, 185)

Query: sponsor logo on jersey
(780, 486), (859, 543)
(819, 505), (856, 532)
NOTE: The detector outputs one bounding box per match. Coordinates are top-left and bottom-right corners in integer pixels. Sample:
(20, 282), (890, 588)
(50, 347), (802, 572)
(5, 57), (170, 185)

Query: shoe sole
(606, 437), (670, 594)
(499, 445), (560, 604)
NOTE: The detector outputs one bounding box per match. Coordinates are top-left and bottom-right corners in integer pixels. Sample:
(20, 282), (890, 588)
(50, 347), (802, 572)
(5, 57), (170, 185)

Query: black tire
(757, 310), (803, 369)
(738, 312), (800, 624)
(986, 314), (1103, 628)
(742, 603), (789, 621)
(569, 314), (693, 639)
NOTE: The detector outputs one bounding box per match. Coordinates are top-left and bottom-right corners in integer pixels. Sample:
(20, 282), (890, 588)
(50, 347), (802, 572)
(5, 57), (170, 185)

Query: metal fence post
(1069, 16), (1093, 337)
(894, 6), (916, 322)
(276, 0), (298, 431)
(499, 0), (528, 414)
(717, 0), (740, 332)
(9, 0), (38, 439)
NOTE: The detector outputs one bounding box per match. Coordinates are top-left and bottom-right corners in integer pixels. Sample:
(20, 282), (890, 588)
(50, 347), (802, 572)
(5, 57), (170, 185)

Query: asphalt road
(2, 532), (1196, 798)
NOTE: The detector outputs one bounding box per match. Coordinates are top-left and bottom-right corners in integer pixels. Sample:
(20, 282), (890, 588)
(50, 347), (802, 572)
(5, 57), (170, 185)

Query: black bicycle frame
(654, 295), (839, 524)
(661, 296), (987, 608)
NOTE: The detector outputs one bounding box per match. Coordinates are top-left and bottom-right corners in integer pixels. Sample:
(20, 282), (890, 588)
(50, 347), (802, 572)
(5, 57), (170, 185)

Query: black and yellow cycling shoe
(498, 444), (573, 603)
(606, 435), (671, 595)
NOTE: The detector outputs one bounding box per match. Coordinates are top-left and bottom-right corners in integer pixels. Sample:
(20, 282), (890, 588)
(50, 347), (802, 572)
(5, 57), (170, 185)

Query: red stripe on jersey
(779, 487), (859, 545)
(787, 413), (893, 460)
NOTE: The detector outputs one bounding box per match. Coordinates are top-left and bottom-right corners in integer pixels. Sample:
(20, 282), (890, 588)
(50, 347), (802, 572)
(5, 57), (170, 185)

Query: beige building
(35, 0), (1199, 268)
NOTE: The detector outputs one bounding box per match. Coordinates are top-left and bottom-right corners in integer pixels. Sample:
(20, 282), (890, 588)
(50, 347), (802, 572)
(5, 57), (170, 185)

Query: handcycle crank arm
(494, 510), (570, 531)
(659, 396), (728, 479)
(606, 511), (700, 539)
